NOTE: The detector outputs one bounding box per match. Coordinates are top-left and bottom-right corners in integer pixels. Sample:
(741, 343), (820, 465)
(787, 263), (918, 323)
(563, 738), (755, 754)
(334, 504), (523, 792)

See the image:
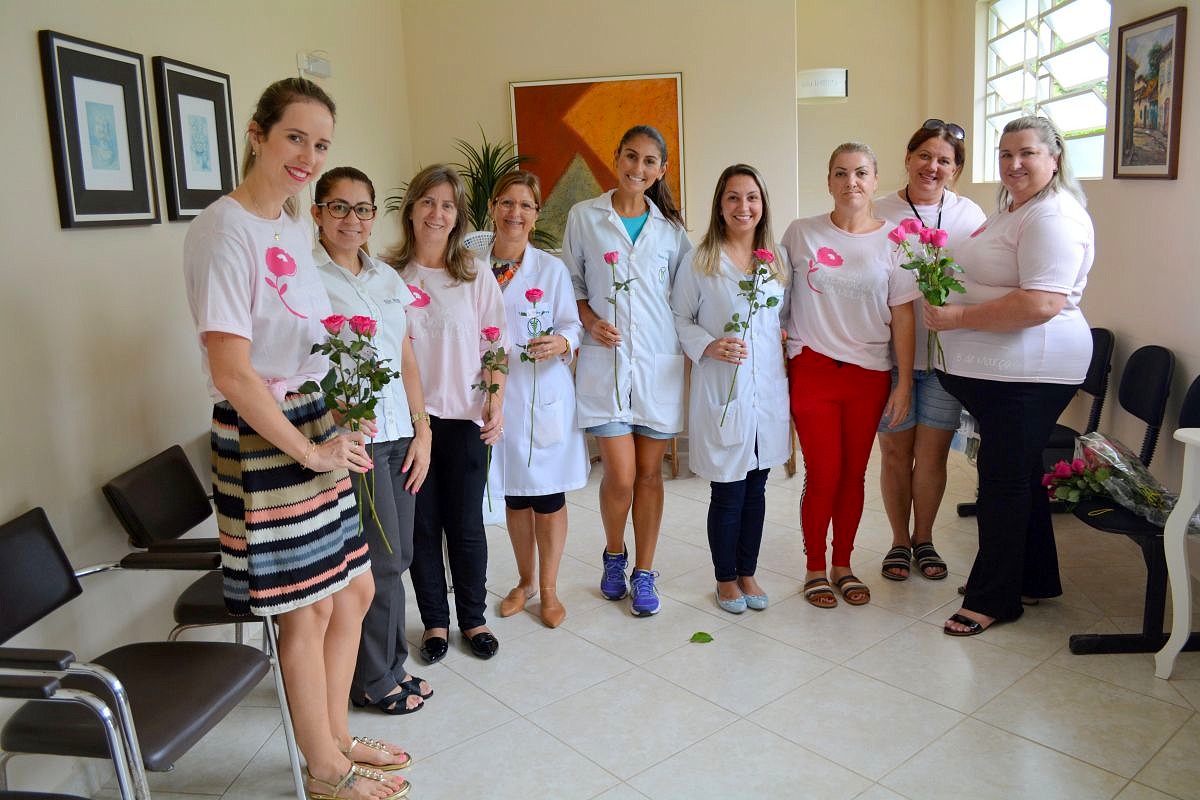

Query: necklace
(904, 187), (944, 230)
(237, 187), (285, 241)
(491, 255), (522, 289)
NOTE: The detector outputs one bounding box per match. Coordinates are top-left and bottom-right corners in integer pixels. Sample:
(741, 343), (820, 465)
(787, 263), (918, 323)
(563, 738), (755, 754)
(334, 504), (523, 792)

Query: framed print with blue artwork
(153, 57), (236, 219)
(38, 30), (159, 228)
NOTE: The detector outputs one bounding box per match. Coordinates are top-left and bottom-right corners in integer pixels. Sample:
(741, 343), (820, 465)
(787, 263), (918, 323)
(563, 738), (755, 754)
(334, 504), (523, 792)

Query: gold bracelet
(410, 411), (431, 426)
(301, 440), (316, 470)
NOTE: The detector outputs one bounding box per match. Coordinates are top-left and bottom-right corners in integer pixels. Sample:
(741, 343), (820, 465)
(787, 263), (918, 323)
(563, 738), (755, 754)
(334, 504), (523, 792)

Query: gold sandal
(307, 763), (410, 800)
(343, 735), (412, 771)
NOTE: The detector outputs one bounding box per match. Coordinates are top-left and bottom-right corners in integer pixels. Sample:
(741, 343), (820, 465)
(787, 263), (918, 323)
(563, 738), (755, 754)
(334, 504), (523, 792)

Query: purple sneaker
(601, 549), (629, 600)
(630, 569), (661, 616)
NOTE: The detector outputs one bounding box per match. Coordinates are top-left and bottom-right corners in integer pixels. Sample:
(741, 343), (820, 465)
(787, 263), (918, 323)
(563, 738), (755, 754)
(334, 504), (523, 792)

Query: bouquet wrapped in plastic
(1074, 432), (1176, 525)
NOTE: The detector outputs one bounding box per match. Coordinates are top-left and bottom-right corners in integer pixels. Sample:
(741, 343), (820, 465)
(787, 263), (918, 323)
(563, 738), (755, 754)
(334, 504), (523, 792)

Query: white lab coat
(562, 190), (692, 432)
(491, 244), (590, 496)
(670, 250), (791, 483)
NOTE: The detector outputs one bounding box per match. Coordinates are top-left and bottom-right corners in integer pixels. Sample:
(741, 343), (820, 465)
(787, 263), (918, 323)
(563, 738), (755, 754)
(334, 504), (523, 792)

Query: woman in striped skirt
(183, 78), (410, 800)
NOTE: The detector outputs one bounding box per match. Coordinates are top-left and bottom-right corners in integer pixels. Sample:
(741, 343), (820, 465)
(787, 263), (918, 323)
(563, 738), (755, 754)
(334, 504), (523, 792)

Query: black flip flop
(401, 674), (433, 700)
(368, 683), (424, 715)
(944, 612), (988, 637)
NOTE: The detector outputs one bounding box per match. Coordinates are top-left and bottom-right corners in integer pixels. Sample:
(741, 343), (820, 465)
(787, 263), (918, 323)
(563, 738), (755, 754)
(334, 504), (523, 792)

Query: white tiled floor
(104, 448), (1200, 799)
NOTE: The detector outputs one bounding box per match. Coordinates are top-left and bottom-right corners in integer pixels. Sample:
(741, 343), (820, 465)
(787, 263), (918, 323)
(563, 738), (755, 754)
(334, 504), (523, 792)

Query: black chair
(958, 327), (1116, 518)
(101, 444), (248, 643)
(100, 445), (305, 797)
(1042, 327), (1116, 470)
(0, 508), (284, 799)
(1067, 354), (1200, 656)
(0, 674), (129, 798)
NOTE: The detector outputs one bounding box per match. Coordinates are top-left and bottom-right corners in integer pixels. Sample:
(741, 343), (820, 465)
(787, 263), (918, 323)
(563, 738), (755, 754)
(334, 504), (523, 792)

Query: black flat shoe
(419, 636), (448, 664)
(467, 631), (499, 659)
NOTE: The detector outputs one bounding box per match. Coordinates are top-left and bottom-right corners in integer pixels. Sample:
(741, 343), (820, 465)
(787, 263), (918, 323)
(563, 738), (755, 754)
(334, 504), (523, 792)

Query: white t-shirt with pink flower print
(781, 213), (921, 371)
(184, 196), (332, 403)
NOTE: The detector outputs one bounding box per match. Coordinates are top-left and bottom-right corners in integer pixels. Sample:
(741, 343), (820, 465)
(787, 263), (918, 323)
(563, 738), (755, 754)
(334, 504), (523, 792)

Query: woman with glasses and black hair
(926, 116), (1093, 636)
(312, 167), (434, 715)
(874, 120), (986, 584)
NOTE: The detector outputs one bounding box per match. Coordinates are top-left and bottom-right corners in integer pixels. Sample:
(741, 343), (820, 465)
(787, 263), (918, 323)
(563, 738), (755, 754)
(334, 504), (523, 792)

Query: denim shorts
(877, 368), (963, 432)
(586, 421), (676, 440)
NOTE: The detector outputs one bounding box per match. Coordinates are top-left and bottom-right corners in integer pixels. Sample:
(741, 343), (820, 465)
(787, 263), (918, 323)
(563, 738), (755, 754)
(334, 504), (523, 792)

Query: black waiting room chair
(99, 444), (305, 797)
(0, 506), (295, 799)
(1066, 349), (1200, 656)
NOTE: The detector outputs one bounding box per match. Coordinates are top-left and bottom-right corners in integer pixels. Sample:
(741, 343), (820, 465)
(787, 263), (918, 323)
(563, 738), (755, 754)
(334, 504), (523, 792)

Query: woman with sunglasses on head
(782, 142), (920, 610)
(487, 171), (589, 628)
(184, 80), (410, 799)
(385, 165), (508, 662)
(311, 167), (434, 716)
(927, 116), (1092, 636)
(563, 124), (691, 618)
(873, 120), (986, 583)
(670, 164), (789, 614)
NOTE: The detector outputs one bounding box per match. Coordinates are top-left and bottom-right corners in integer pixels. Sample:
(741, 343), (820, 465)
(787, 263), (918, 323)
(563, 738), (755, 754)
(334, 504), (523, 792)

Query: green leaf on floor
(690, 631), (713, 643)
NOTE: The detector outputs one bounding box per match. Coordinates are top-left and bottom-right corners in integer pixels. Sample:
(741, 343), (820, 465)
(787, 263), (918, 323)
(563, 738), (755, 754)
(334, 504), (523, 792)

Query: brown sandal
(803, 577), (838, 609)
(834, 574), (871, 606)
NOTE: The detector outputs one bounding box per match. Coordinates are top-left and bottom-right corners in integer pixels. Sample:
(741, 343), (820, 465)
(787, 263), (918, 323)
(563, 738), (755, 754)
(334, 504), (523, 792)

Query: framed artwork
(510, 73), (684, 245)
(1114, 7), (1187, 179)
(153, 57), (237, 220)
(38, 30), (159, 227)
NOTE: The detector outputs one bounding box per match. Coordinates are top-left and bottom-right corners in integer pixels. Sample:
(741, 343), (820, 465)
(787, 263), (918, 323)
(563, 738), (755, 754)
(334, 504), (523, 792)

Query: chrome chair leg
(263, 616), (306, 800)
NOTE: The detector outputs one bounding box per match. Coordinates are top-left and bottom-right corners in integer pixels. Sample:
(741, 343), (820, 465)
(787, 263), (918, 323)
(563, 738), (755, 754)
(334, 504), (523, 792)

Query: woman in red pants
(781, 142), (918, 608)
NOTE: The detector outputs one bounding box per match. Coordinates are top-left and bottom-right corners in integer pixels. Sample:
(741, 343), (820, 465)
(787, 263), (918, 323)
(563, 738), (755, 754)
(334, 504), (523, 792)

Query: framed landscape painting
(1114, 7), (1187, 179)
(510, 73), (684, 245)
(38, 30), (159, 227)
(153, 57), (237, 220)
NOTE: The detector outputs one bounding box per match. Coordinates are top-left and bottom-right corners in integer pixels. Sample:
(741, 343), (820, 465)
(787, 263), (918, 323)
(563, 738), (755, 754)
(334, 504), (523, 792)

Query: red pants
(788, 349), (890, 571)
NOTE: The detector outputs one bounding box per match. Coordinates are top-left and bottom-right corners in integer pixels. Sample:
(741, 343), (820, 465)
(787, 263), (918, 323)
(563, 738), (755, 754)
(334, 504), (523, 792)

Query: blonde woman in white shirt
(312, 167), (433, 715)
(671, 164), (789, 614)
(927, 116), (1092, 637)
(873, 121), (987, 583)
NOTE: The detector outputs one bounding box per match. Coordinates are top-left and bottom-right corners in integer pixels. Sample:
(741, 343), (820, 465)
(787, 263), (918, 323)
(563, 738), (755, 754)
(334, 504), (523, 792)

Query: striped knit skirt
(211, 393), (370, 616)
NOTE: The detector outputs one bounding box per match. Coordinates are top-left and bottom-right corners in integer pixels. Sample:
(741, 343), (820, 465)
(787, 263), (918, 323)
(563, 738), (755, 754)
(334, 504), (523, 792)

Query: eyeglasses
(317, 200), (378, 220)
(495, 198), (538, 213)
(923, 118), (966, 141)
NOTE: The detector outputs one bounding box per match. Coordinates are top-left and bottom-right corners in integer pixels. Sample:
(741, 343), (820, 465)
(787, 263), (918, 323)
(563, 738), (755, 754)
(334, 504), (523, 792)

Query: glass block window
(981, 0), (1110, 180)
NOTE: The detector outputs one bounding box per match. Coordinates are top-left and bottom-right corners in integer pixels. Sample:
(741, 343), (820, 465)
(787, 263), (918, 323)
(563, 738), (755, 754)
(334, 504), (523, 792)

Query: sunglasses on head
(923, 118), (966, 141)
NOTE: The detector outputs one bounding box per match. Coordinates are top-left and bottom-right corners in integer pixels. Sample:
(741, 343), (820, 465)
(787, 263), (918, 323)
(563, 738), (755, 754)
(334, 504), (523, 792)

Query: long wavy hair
(383, 164), (476, 282)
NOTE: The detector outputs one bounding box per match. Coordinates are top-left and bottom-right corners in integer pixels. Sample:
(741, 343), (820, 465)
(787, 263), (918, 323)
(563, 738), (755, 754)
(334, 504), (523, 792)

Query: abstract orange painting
(510, 73), (684, 246)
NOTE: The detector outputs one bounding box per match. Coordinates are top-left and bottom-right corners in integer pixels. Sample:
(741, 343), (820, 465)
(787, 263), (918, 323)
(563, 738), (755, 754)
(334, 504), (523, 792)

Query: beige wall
(400, 0), (798, 237)
(0, 1), (412, 791)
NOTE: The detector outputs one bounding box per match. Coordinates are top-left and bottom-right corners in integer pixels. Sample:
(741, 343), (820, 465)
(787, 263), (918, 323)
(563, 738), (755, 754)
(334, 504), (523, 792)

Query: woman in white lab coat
(488, 171), (589, 628)
(671, 164), (789, 614)
(562, 124), (692, 618)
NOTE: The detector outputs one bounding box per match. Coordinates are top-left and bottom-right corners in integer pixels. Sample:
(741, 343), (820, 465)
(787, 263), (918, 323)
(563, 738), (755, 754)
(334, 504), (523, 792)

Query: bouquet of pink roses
(301, 314), (401, 550)
(888, 218), (966, 369)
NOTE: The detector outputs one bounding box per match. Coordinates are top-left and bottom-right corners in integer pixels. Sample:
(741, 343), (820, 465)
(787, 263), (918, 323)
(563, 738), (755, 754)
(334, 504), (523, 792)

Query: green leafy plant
(384, 126), (560, 250)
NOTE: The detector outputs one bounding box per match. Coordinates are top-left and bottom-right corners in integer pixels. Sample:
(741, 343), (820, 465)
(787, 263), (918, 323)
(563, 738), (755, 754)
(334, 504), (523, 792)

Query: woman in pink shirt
(385, 165), (508, 662)
(782, 142), (919, 609)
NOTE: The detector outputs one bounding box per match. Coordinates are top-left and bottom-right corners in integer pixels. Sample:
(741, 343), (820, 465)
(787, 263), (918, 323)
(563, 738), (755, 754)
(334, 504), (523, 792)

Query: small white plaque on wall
(797, 68), (848, 103)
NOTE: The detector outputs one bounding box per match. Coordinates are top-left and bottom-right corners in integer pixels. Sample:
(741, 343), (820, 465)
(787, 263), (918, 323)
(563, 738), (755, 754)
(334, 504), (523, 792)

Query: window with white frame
(981, 0), (1111, 180)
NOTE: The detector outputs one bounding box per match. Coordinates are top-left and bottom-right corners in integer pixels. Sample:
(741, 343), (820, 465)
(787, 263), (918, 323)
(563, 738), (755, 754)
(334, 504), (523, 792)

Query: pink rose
(887, 227), (907, 245)
(901, 218), (922, 235)
(919, 227), (934, 244)
(322, 315), (347, 335)
(816, 247), (843, 267)
(603, 251), (619, 265)
(752, 248), (775, 263)
(931, 229), (949, 248)
(1052, 461), (1074, 479)
(525, 288), (544, 303)
(407, 284), (431, 308)
(1041, 473), (1056, 487)
(265, 247), (297, 277)
(1071, 458), (1087, 475)
(349, 315), (377, 337)
(482, 326), (501, 343)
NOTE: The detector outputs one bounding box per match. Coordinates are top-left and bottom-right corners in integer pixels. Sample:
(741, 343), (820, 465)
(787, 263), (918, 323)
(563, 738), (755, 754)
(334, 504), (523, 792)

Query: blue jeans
(707, 468), (770, 582)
